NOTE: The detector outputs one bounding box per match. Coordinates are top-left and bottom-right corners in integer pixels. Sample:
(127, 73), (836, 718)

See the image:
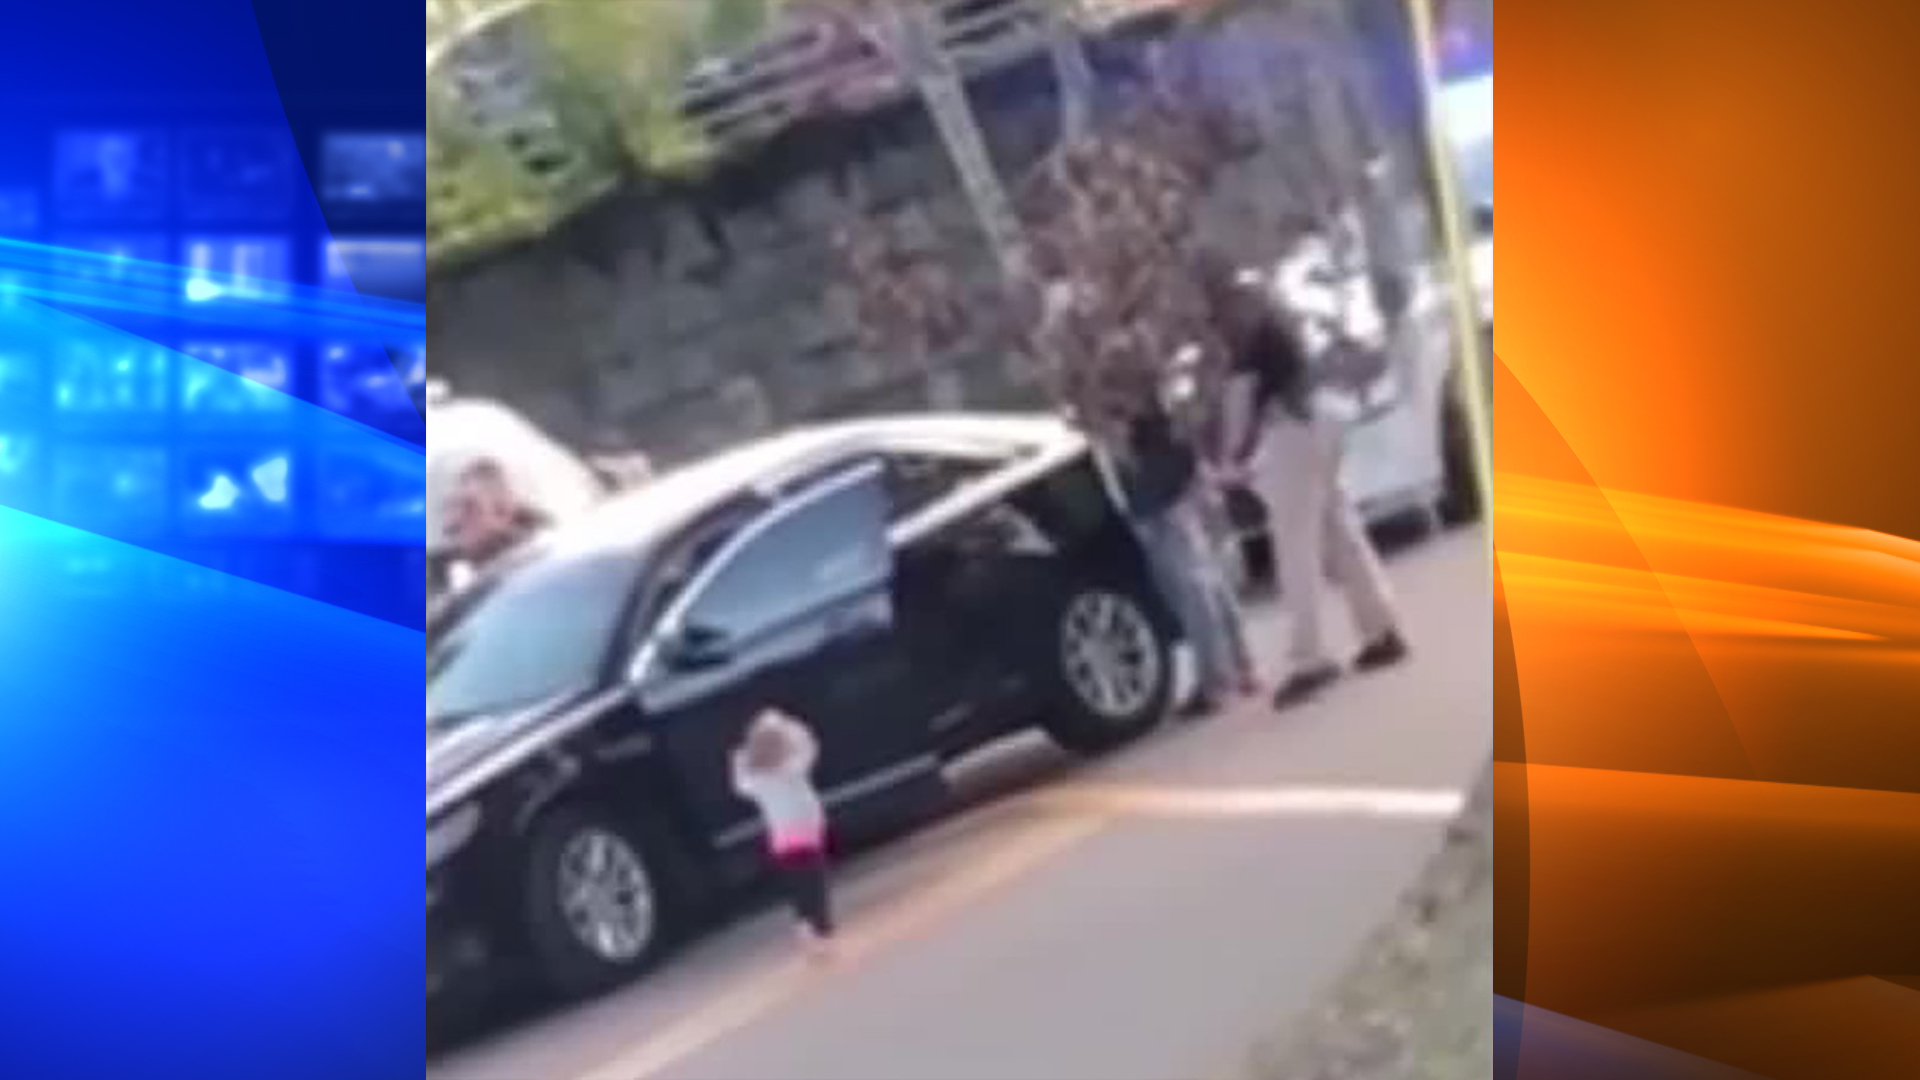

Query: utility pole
(1294, 0), (1413, 319)
(880, 0), (1029, 279)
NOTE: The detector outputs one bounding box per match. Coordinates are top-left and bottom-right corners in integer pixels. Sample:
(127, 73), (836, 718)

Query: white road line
(1030, 783), (1467, 821)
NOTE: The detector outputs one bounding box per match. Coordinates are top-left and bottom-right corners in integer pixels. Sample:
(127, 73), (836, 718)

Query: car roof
(542, 411), (1078, 561)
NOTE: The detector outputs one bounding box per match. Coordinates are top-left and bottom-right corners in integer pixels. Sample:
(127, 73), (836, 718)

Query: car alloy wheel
(554, 825), (657, 964)
(1059, 589), (1162, 722)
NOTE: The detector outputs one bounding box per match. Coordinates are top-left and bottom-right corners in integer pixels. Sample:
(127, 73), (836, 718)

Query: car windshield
(426, 549), (641, 731)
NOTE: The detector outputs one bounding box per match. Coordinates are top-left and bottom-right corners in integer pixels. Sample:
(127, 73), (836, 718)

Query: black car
(427, 414), (1180, 1003)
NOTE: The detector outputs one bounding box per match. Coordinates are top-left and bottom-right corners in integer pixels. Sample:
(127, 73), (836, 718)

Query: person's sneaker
(1352, 631), (1410, 672)
(1271, 664), (1340, 710)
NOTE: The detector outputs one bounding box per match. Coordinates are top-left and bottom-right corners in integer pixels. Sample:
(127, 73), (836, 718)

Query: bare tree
(829, 207), (979, 407)
(833, 62), (1241, 438)
(833, 4), (1424, 438)
(1036, 0), (1098, 142)
(1016, 129), (1219, 449)
(859, 0), (1029, 277)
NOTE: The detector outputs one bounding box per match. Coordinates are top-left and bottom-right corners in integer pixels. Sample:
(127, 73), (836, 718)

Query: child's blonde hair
(740, 710), (798, 772)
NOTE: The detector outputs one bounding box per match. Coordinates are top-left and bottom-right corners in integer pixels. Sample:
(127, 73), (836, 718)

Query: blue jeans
(1133, 502), (1252, 700)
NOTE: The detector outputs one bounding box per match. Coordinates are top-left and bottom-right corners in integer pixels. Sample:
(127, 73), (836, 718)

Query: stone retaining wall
(427, 6), (1437, 466)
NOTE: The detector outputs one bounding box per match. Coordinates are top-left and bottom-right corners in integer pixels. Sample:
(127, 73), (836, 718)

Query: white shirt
(730, 720), (826, 851)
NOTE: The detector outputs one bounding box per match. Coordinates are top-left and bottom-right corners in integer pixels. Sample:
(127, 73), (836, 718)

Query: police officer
(1205, 249), (1409, 710)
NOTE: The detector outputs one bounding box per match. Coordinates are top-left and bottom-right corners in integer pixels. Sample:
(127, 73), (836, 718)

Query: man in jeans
(1113, 404), (1259, 718)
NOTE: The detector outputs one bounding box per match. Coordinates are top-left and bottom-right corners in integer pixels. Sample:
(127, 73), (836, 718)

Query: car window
(679, 469), (890, 643)
(883, 453), (994, 523)
(427, 550), (640, 728)
(627, 509), (762, 654)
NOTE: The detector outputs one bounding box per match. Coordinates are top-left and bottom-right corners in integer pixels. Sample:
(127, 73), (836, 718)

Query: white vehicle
(1255, 223), (1478, 531)
(1261, 68), (1489, 538)
(1468, 232), (1492, 326)
(1339, 255), (1480, 526)
(1441, 67), (1493, 326)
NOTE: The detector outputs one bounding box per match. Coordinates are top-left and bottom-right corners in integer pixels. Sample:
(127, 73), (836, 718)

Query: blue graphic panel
(0, 3), (424, 1078)
(53, 232), (173, 297)
(322, 234), (426, 304)
(49, 441), (170, 534)
(316, 438), (426, 543)
(0, 188), (39, 235)
(0, 345), (45, 415)
(0, 428), (46, 511)
(321, 340), (421, 431)
(178, 443), (300, 536)
(183, 233), (294, 301)
(322, 132), (427, 207)
(179, 340), (298, 428)
(51, 339), (172, 429)
(52, 130), (170, 222)
(182, 128), (298, 221)
(0, 509), (418, 1080)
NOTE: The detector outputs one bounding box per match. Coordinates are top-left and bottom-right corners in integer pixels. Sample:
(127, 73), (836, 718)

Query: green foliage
(529, 0), (695, 171)
(703, 0), (783, 51)
(427, 0), (794, 266)
(427, 86), (553, 264)
(524, 0), (790, 173)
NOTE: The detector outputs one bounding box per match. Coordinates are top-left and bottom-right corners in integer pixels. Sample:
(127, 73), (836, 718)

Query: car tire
(1039, 581), (1174, 754)
(520, 804), (686, 1000)
(1437, 371), (1482, 527)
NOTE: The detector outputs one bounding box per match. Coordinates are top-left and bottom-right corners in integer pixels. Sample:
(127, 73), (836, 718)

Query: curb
(1232, 763), (1494, 1080)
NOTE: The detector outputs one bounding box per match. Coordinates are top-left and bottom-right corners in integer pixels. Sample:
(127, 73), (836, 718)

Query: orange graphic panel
(1499, 3), (1920, 1075)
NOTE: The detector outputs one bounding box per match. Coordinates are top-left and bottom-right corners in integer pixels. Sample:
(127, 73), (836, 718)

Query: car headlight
(427, 803), (481, 872)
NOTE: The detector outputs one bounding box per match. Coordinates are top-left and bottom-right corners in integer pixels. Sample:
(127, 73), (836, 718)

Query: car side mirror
(665, 623), (732, 672)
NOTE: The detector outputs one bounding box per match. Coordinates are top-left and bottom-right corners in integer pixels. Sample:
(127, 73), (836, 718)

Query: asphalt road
(429, 525), (1493, 1080)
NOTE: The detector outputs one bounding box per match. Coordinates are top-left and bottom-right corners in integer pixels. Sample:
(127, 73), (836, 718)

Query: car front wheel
(1040, 583), (1174, 754)
(521, 805), (679, 999)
